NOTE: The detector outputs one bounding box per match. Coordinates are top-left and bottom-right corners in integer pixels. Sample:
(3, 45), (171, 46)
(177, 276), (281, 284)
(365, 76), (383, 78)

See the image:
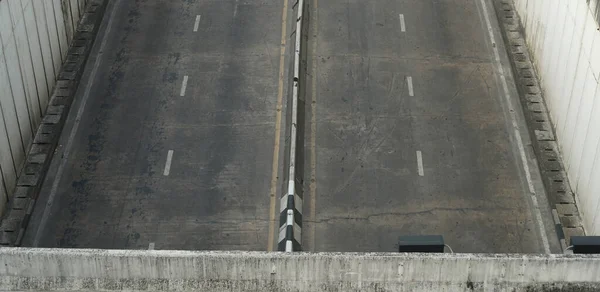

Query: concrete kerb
(492, 0), (586, 252)
(278, 0), (306, 252)
(1, 248), (600, 291)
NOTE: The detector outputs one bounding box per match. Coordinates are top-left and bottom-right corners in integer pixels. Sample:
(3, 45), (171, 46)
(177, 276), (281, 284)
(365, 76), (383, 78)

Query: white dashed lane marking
(193, 15), (201, 32)
(416, 150), (424, 176)
(399, 14), (406, 32)
(163, 150), (174, 176)
(407, 76), (414, 96)
(180, 76), (189, 97)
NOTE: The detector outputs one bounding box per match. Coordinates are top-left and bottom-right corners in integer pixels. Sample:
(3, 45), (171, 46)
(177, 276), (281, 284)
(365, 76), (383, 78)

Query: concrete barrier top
(1, 248), (600, 291)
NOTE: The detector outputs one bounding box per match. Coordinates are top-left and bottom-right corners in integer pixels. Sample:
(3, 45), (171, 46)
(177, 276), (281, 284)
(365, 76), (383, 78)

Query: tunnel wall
(512, 0), (600, 234)
(0, 0), (88, 214)
(1, 248), (600, 291)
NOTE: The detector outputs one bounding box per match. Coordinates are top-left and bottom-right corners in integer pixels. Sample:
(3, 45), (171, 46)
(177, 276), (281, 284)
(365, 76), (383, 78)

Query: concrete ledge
(1, 248), (600, 291)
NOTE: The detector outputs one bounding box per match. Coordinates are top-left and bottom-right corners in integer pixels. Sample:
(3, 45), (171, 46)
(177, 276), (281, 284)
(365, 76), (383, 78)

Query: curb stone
(492, 0), (585, 252)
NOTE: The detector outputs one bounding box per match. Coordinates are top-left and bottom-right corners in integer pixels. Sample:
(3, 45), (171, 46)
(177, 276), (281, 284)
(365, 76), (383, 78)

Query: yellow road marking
(309, 0), (318, 252)
(267, 0), (289, 252)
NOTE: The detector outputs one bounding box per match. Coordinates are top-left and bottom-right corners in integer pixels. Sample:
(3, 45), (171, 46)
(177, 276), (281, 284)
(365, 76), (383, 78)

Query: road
(302, 0), (560, 253)
(21, 0), (559, 253)
(22, 0), (289, 250)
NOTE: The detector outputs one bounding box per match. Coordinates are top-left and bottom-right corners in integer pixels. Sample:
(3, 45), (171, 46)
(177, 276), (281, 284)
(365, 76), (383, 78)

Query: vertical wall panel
(79, 0), (86, 18)
(61, 0), (74, 46)
(570, 67), (597, 187)
(0, 53), (18, 201)
(1, 10), (28, 174)
(21, 0), (44, 127)
(32, 0), (53, 113)
(70, 0), (80, 25)
(54, 0), (68, 61)
(46, 0), (63, 75)
(8, 0), (35, 150)
(0, 0), (89, 210)
(589, 141), (600, 234)
(515, 0), (600, 234)
(560, 52), (586, 169)
(577, 84), (600, 211)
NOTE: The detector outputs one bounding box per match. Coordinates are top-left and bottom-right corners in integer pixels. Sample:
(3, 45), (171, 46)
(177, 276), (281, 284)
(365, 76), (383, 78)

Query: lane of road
(23, 0), (288, 250)
(303, 0), (559, 253)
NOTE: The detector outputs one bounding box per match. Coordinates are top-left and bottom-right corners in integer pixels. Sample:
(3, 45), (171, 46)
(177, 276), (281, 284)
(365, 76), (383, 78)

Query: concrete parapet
(1, 248), (600, 291)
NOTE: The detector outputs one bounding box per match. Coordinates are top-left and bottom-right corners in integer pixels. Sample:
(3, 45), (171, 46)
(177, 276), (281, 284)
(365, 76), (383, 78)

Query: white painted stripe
(407, 76), (414, 96)
(478, 0), (550, 254)
(163, 150), (174, 176)
(278, 225), (287, 242)
(180, 75), (189, 97)
(280, 195), (288, 212)
(233, 0), (239, 18)
(416, 150), (424, 176)
(148, 242), (155, 250)
(285, 240), (293, 252)
(193, 15), (201, 32)
(399, 14), (406, 32)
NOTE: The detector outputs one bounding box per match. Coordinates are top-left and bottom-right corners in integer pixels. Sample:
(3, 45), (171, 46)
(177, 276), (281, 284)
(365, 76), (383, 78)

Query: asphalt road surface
(302, 0), (560, 253)
(23, 0), (559, 253)
(23, 0), (289, 250)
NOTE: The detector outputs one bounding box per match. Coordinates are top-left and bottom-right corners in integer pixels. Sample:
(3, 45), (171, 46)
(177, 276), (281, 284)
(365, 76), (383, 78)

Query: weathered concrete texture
(0, 248), (600, 291)
(303, 0), (558, 253)
(22, 0), (289, 251)
(512, 0), (600, 235)
(0, 0), (89, 214)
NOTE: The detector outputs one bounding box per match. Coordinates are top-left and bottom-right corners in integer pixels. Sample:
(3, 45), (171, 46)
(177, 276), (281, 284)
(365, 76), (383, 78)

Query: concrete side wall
(0, 0), (87, 214)
(513, 0), (600, 234)
(0, 249), (600, 291)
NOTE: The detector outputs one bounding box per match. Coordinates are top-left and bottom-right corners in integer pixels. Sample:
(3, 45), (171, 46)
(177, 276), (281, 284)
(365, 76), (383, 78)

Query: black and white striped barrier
(278, 0), (305, 252)
(278, 185), (302, 252)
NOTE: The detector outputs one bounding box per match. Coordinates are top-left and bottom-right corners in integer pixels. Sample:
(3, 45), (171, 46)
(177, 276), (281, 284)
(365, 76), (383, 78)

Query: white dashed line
(416, 151), (424, 176)
(148, 242), (155, 250)
(193, 15), (201, 32)
(180, 75), (189, 97)
(407, 76), (414, 96)
(163, 150), (174, 176)
(399, 14), (406, 32)
(233, 0), (239, 17)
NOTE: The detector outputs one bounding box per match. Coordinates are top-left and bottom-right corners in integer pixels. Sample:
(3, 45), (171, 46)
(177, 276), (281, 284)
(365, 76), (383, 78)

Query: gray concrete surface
(21, 0), (289, 250)
(303, 0), (560, 253)
(2, 248), (600, 291)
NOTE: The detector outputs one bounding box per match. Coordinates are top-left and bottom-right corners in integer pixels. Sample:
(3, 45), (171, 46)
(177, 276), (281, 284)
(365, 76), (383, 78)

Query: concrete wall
(513, 0), (600, 234)
(0, 248), (599, 291)
(0, 0), (88, 213)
